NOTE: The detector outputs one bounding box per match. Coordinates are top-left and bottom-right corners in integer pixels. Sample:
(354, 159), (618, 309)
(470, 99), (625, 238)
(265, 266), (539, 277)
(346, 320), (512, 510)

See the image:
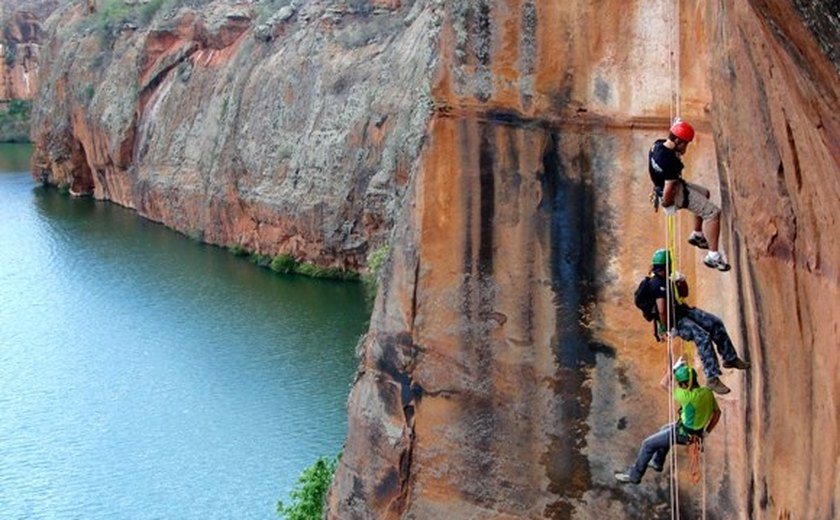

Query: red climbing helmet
(669, 120), (695, 142)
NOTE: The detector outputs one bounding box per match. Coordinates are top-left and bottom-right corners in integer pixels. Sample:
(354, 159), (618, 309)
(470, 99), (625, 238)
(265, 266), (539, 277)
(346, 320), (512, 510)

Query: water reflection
(0, 144), (368, 519)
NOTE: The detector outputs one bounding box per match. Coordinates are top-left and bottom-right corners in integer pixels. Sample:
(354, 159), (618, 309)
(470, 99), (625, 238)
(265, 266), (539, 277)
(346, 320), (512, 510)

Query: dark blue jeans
(629, 422), (688, 482)
(676, 307), (738, 379)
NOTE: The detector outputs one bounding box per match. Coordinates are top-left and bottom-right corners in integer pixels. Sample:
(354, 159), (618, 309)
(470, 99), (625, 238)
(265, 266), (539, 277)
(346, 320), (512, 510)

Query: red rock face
(30, 1), (438, 269)
(1, 12), (42, 100)
(0, 1), (58, 101)
(707, 2), (839, 518)
(26, 0), (839, 518)
(329, 1), (839, 519)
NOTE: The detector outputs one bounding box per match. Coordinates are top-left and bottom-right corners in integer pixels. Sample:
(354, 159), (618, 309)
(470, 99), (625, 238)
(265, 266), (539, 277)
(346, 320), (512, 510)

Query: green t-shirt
(673, 386), (719, 431)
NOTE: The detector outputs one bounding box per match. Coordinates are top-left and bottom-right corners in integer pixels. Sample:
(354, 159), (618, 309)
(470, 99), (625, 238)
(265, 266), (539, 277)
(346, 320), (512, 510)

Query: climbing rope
(669, 0), (682, 123)
(666, 5), (684, 516)
(664, 214), (681, 520)
(702, 444), (708, 520)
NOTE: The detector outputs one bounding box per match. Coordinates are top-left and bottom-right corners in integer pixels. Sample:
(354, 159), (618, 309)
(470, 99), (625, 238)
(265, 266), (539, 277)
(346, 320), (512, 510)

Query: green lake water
(0, 143), (368, 519)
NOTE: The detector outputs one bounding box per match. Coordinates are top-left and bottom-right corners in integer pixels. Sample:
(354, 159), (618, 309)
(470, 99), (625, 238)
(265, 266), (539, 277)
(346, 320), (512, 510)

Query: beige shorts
(673, 180), (721, 221)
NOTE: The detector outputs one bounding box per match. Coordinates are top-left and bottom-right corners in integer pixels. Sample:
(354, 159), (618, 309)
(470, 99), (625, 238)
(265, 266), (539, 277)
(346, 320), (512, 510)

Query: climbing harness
(687, 435), (703, 484)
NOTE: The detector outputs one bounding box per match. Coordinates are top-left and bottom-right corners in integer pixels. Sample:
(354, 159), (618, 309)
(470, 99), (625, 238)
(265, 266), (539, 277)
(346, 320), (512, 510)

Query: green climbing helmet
(652, 248), (671, 267)
(674, 365), (696, 385)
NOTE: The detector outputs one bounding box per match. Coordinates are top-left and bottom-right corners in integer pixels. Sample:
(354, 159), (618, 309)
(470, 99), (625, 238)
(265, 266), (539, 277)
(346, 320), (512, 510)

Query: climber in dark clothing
(649, 120), (731, 272)
(615, 363), (721, 484)
(648, 249), (750, 395)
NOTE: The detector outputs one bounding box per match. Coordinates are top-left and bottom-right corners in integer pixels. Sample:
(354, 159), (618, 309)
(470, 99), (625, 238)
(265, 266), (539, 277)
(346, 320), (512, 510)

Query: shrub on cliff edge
(276, 454), (339, 520)
(362, 243), (390, 301)
(270, 254), (298, 274)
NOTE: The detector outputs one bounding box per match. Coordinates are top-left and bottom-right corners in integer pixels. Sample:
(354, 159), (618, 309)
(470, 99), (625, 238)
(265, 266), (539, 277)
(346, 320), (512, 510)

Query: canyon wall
(31, 0), (437, 268)
(0, 0), (58, 102)
(0, 11), (41, 101)
(328, 1), (838, 519)
(0, 0), (57, 101)
(27, 0), (839, 519)
(0, 0), (56, 141)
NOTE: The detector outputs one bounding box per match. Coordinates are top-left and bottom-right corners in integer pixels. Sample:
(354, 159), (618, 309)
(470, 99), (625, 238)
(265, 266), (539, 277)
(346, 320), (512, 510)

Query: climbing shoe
(703, 252), (731, 272)
(706, 377), (731, 395)
(614, 472), (640, 484)
(648, 460), (664, 473)
(688, 233), (709, 250)
(723, 358), (751, 370)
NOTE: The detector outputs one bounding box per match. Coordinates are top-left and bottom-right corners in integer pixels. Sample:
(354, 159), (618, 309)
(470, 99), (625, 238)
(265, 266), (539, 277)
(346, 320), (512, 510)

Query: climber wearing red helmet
(648, 119), (731, 272)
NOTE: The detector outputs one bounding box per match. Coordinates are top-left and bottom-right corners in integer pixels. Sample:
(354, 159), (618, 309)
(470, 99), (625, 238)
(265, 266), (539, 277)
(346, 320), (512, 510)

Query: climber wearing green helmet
(614, 360), (721, 484)
(648, 119), (731, 272)
(647, 248), (750, 395)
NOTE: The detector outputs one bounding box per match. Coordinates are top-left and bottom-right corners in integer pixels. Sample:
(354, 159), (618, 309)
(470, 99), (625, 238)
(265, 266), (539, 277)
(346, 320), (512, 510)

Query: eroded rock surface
(31, 0), (437, 268)
(27, 1), (839, 519)
(0, 0), (57, 101)
(329, 1), (839, 519)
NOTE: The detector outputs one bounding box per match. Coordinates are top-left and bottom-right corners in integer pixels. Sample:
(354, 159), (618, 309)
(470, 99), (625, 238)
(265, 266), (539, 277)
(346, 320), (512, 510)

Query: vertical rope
(675, 0), (682, 121)
(702, 446), (707, 520)
(664, 214), (680, 520)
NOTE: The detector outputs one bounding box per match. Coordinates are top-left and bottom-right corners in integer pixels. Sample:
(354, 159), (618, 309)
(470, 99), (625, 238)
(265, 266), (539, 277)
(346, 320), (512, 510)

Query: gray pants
(629, 423), (689, 482)
(674, 180), (721, 221)
(676, 307), (738, 379)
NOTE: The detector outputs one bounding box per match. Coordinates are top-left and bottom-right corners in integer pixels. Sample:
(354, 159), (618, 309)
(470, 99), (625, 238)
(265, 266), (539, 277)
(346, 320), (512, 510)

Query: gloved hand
(670, 270), (686, 282)
(663, 205), (677, 216)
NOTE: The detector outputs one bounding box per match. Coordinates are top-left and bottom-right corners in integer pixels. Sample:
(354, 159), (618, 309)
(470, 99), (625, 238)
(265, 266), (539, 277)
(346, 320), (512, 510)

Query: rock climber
(648, 119), (731, 272)
(614, 361), (720, 484)
(649, 248), (750, 395)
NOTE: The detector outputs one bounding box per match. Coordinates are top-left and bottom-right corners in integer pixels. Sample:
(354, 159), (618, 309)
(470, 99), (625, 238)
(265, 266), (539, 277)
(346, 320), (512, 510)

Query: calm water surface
(0, 143), (368, 519)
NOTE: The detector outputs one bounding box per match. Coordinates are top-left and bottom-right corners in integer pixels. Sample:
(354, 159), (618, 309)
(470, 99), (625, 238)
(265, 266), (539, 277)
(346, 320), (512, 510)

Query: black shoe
(648, 461), (664, 473)
(688, 234), (709, 250)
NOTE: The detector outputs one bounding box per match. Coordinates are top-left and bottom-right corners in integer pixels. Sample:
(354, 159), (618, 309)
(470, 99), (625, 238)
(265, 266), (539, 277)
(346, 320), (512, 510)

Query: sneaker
(648, 461), (664, 473)
(723, 358), (751, 370)
(688, 233), (709, 250)
(703, 252), (731, 272)
(706, 377), (731, 395)
(615, 472), (640, 484)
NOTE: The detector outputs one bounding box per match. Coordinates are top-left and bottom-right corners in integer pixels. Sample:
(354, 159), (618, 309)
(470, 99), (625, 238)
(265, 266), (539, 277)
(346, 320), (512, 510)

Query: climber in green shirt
(614, 362), (721, 484)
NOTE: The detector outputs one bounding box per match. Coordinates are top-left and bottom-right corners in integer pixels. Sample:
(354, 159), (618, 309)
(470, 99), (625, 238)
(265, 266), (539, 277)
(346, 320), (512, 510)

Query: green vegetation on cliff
(362, 243), (389, 300)
(98, 0), (164, 32)
(0, 100), (32, 142)
(226, 247), (360, 281)
(276, 454), (339, 520)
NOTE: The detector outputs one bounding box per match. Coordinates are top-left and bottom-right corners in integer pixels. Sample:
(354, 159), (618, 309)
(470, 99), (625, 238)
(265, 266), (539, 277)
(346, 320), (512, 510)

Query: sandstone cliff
(28, 0), (839, 519)
(328, 1), (839, 519)
(1, 1), (54, 102)
(31, 0), (435, 268)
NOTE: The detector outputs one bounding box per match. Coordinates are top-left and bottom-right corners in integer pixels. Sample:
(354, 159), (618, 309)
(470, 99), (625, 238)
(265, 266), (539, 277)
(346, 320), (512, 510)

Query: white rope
(664, 215), (680, 520)
(675, 0), (682, 121)
(702, 446), (707, 520)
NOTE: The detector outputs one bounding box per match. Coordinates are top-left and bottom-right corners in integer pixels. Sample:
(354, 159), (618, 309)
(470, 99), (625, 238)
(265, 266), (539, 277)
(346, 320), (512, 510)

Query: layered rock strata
(28, 0), (839, 519)
(0, 0), (57, 101)
(31, 0), (436, 268)
(328, 1), (839, 519)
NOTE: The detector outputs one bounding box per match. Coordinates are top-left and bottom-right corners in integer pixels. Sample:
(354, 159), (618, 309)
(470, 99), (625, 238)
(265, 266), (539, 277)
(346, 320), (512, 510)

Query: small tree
(362, 243), (389, 301)
(277, 455), (339, 520)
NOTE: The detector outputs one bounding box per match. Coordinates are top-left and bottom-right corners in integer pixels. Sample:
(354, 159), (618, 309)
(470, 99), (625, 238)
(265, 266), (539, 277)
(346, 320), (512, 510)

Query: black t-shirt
(648, 139), (684, 189)
(650, 273), (688, 321)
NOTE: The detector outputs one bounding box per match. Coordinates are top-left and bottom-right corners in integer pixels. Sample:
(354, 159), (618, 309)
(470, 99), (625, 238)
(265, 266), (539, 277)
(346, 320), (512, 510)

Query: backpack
(634, 276), (659, 322)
